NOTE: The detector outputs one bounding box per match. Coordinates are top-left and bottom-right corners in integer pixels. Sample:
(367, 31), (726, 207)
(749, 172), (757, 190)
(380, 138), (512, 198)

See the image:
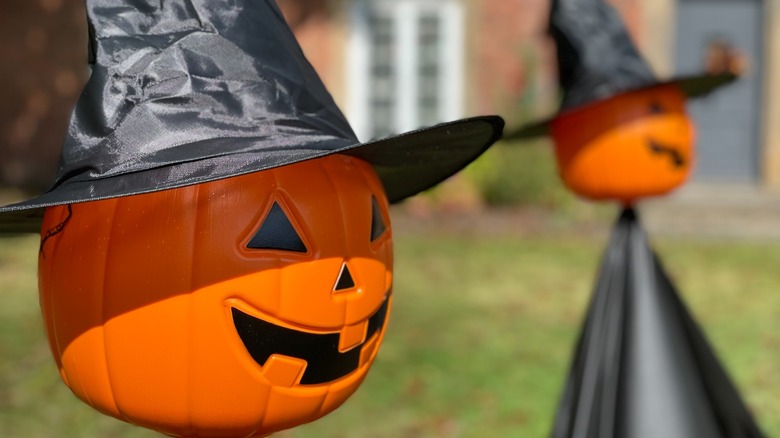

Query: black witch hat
(0, 0), (504, 233)
(506, 0), (736, 140)
(553, 208), (764, 438)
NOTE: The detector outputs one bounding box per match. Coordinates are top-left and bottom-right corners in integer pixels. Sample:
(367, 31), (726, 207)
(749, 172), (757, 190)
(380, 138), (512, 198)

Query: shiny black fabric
(505, 0), (735, 140)
(552, 0), (655, 110)
(0, 0), (504, 233)
(552, 208), (764, 438)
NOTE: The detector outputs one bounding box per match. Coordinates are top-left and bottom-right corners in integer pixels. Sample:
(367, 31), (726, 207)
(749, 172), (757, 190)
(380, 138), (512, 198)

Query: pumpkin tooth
(359, 335), (380, 367)
(338, 321), (368, 352)
(261, 355), (307, 388)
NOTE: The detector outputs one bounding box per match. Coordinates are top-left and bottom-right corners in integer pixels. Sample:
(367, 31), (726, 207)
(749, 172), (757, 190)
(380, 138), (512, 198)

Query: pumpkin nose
(334, 262), (355, 291)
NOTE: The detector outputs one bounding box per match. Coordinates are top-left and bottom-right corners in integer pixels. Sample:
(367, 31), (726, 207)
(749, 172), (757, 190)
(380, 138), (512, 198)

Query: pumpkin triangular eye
(247, 202), (307, 253)
(370, 196), (386, 242)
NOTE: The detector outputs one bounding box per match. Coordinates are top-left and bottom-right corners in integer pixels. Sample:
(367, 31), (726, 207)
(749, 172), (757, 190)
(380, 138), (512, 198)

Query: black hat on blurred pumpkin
(506, 0), (737, 140)
(0, 0), (504, 232)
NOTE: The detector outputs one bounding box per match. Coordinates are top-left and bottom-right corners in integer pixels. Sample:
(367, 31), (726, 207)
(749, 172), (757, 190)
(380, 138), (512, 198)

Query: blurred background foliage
(465, 139), (568, 207)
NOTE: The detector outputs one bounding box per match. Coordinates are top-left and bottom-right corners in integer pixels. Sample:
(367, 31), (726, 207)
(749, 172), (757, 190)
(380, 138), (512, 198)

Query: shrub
(465, 139), (573, 208)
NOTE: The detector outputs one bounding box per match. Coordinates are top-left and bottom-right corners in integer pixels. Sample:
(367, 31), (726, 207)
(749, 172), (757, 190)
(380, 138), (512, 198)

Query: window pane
(418, 13), (441, 127)
(369, 12), (395, 139)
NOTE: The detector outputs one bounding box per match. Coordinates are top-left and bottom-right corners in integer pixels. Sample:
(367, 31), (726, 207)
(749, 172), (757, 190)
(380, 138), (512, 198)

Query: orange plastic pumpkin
(549, 85), (695, 203)
(38, 155), (393, 437)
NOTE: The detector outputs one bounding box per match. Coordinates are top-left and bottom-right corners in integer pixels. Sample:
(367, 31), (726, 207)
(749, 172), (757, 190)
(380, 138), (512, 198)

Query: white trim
(440, 1), (464, 121)
(347, 0), (465, 138)
(396, 1), (420, 133)
(346, 1), (370, 141)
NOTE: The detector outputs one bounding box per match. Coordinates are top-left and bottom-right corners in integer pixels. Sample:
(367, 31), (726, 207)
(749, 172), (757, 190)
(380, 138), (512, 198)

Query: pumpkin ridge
(185, 183), (200, 434)
(318, 158), (352, 321)
(40, 207), (67, 380)
(100, 198), (127, 421)
(269, 168), (284, 324)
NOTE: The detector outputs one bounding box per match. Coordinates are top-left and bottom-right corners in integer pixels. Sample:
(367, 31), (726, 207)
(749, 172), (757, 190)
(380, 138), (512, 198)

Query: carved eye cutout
(247, 202), (307, 253)
(370, 196), (387, 242)
(649, 101), (665, 114)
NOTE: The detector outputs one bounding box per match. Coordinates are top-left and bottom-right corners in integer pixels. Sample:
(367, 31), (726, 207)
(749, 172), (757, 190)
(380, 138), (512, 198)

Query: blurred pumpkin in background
(503, 0), (736, 206)
(550, 85), (695, 204)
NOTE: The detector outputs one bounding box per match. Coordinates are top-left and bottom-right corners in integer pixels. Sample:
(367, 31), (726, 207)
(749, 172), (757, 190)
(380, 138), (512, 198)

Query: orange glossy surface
(550, 85), (695, 203)
(38, 155), (393, 437)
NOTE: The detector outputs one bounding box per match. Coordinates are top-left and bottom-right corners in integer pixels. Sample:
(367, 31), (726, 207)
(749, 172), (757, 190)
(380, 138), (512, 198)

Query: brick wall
(469, 0), (645, 129)
(610, 0), (644, 47)
(0, 0), (87, 191)
(278, 0), (345, 105)
(468, 0), (555, 127)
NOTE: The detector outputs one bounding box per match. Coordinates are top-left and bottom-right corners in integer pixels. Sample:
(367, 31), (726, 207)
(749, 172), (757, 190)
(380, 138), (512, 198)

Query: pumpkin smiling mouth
(230, 295), (390, 385)
(647, 139), (685, 167)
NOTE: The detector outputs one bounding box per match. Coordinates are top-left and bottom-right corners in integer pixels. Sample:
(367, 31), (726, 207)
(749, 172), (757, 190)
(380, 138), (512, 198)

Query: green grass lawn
(1, 219), (778, 437)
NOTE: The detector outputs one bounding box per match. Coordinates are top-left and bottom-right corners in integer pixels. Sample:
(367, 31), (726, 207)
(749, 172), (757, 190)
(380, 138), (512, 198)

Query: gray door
(674, 0), (763, 183)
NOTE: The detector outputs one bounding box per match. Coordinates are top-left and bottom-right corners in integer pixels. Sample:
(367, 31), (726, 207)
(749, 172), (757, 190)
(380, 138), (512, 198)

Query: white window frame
(346, 0), (465, 141)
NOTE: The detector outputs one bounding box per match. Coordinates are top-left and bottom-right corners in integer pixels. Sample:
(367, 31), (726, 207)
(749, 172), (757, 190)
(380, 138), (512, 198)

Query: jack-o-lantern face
(38, 155), (393, 437)
(550, 85), (695, 203)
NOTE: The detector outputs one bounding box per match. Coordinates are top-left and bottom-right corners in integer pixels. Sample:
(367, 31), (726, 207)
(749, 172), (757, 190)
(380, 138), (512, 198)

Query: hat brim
(0, 116), (504, 233)
(504, 72), (738, 141)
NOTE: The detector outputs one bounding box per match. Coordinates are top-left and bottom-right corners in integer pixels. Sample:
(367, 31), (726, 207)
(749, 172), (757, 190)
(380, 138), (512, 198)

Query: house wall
(634, 0), (780, 187)
(280, 0), (649, 125)
(610, 0), (644, 44)
(118, 0), (780, 191)
(0, 0), (86, 191)
(466, 0), (555, 127)
(635, 0), (676, 76)
(0, 0), (649, 190)
(466, 0), (646, 130)
(282, 0), (559, 131)
(2, 0), (775, 190)
(279, 0), (350, 109)
(467, 0), (550, 101)
(761, 0), (780, 188)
